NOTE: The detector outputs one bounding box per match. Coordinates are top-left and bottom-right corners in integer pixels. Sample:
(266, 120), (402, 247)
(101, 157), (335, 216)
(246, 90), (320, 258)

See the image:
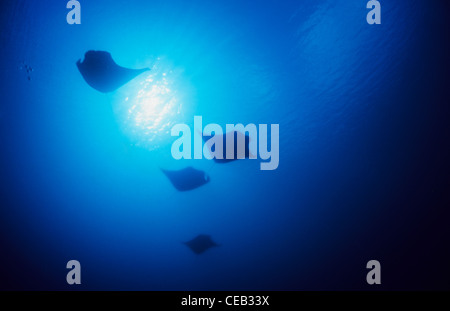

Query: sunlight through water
(113, 57), (193, 150)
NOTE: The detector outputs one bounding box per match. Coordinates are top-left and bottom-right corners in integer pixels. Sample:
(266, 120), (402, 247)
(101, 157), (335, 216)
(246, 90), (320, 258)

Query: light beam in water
(114, 57), (193, 150)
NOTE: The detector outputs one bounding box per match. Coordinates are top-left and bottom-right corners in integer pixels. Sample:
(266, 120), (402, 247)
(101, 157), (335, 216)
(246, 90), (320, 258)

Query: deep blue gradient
(0, 0), (449, 290)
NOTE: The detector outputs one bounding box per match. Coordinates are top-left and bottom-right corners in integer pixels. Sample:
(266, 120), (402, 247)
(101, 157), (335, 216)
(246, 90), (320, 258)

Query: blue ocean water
(0, 0), (449, 290)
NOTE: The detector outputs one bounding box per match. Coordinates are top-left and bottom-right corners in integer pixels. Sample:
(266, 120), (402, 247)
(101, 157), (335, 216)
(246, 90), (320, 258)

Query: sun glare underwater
(0, 0), (449, 290)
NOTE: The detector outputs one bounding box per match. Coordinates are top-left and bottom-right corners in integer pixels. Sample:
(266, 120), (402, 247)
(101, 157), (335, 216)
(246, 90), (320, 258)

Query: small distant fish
(19, 61), (33, 81)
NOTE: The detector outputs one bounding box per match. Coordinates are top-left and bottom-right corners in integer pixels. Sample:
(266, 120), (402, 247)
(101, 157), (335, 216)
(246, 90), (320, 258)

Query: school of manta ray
(75, 50), (256, 254)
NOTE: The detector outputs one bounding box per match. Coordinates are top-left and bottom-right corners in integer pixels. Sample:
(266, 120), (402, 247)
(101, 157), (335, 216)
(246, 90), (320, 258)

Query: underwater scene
(0, 0), (449, 290)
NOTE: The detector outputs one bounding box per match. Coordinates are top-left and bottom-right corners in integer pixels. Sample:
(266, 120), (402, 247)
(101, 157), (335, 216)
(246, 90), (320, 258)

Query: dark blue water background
(0, 0), (449, 290)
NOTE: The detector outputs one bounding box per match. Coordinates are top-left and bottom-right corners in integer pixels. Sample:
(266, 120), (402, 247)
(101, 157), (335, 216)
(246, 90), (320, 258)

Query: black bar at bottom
(0, 291), (447, 309)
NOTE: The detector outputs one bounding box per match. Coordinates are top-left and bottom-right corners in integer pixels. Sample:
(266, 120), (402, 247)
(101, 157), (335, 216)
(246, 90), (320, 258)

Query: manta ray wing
(76, 50), (149, 93)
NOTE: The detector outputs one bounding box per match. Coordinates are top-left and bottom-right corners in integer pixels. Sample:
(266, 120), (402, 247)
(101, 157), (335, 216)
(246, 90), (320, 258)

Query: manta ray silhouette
(184, 235), (219, 254)
(76, 50), (149, 93)
(202, 131), (253, 163)
(161, 166), (210, 191)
